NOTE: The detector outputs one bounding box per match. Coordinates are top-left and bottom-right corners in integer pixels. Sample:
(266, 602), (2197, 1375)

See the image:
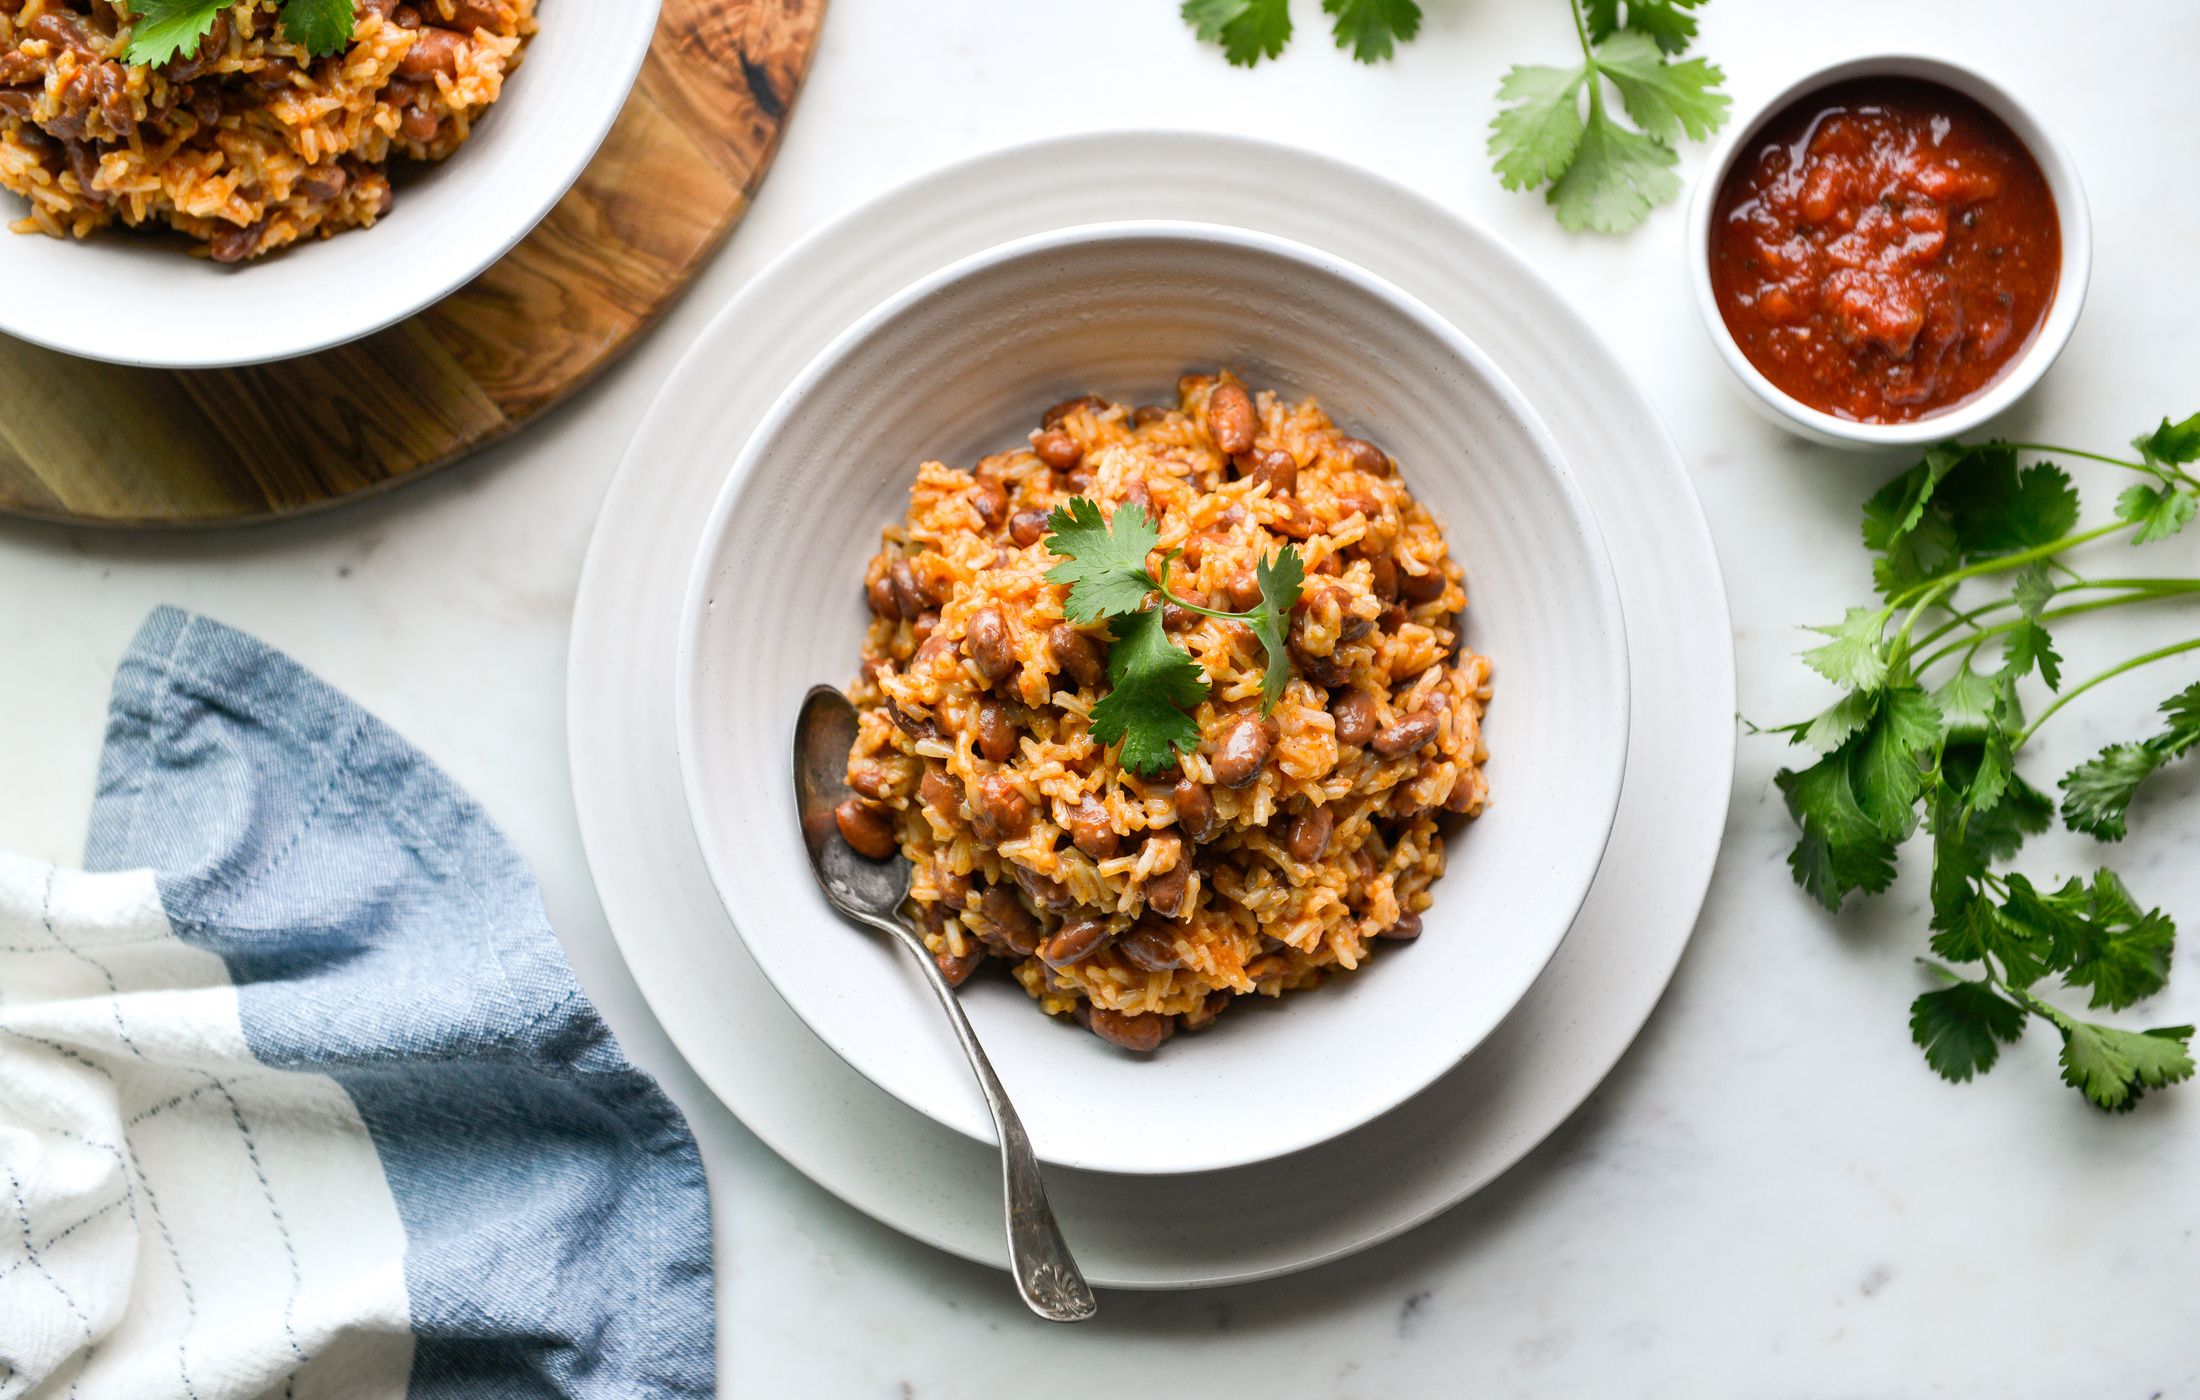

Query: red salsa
(1708, 78), (2060, 424)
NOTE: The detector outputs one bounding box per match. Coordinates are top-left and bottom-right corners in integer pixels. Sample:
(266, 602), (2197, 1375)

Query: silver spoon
(793, 685), (1098, 1323)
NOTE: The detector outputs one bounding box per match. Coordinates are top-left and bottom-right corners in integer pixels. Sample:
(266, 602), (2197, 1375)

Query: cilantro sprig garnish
(1181, 0), (1728, 234)
(1771, 413), (2200, 1111)
(1488, 2), (1729, 233)
(123, 0), (355, 67)
(1044, 497), (1305, 775)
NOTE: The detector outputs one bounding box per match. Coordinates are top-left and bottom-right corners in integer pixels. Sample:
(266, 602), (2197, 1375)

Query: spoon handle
(876, 915), (1098, 1322)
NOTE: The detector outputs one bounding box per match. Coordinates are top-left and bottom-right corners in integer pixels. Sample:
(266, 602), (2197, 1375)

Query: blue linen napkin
(0, 607), (713, 1399)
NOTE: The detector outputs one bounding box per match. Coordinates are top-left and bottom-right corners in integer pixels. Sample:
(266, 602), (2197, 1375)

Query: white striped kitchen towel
(0, 608), (713, 1399)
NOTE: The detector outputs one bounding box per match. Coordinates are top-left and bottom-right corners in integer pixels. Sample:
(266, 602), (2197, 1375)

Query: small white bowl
(1686, 54), (2091, 449)
(0, 1), (660, 368)
(673, 221), (1632, 1176)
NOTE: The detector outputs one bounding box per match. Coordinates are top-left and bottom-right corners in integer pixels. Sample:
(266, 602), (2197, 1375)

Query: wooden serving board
(0, 0), (825, 528)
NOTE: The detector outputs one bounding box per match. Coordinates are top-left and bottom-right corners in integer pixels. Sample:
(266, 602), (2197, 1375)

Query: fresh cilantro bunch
(1044, 497), (1305, 775)
(123, 0), (355, 67)
(1487, 0), (1728, 232)
(1772, 415), (2200, 1111)
(1179, 0), (1729, 234)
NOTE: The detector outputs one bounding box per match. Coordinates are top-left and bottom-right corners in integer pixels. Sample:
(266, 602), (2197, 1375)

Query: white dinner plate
(569, 131), (1735, 1288)
(673, 220), (1630, 1175)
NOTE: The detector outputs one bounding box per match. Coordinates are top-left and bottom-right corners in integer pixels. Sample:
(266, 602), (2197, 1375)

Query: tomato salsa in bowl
(1688, 56), (2089, 448)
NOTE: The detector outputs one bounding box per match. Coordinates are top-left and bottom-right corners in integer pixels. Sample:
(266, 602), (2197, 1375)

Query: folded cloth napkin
(0, 608), (713, 1400)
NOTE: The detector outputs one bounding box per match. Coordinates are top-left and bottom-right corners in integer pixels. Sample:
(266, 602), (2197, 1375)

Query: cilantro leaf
(2134, 411), (2200, 469)
(1801, 607), (1892, 692)
(2115, 483), (2196, 544)
(1932, 664), (2001, 743)
(1910, 979), (2026, 1083)
(1321, 0), (1421, 62)
(1247, 547), (1306, 712)
(1044, 499), (1161, 624)
(1995, 565), (2062, 691)
(1592, 34), (1728, 143)
(2056, 870), (2176, 1011)
(2060, 681), (2200, 840)
(1583, 0), (1707, 54)
(121, 0), (228, 67)
(1796, 689), (1876, 755)
(1778, 749), (1899, 910)
(280, 0), (353, 55)
(1181, 0), (1293, 66)
(1088, 607), (1208, 776)
(2060, 744), (2163, 841)
(2049, 1014), (2195, 1112)
(1852, 686), (1941, 838)
(1488, 65), (1588, 191)
(1547, 108), (1680, 234)
(1936, 451), (2080, 557)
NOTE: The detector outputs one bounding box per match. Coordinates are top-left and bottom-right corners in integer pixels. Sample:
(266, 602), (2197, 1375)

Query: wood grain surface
(0, 0), (826, 528)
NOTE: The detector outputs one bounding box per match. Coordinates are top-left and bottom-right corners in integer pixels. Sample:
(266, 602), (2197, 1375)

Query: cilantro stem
(2001, 442), (2199, 486)
(1150, 553), (1267, 625)
(1890, 521), (2134, 609)
(1909, 581), (2200, 674)
(2014, 636), (2200, 749)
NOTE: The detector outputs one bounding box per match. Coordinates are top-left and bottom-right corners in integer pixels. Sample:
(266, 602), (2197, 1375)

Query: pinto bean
(1443, 770), (1481, 814)
(1285, 805), (1334, 862)
(1067, 795), (1120, 859)
(966, 476), (1008, 526)
(1378, 604), (1410, 632)
(1041, 918), (1113, 969)
(919, 765), (962, 821)
(1241, 447), (1297, 496)
(1172, 778), (1217, 843)
(1397, 554), (1448, 604)
(887, 558), (925, 620)
(975, 698), (1018, 763)
(964, 606), (1015, 683)
(397, 94), (442, 142)
(1161, 586), (1208, 632)
(972, 773), (1033, 842)
(1369, 553), (1400, 602)
(1142, 860), (1189, 918)
(976, 886), (1042, 956)
(1009, 509), (1049, 548)
(1014, 865), (1073, 912)
(1033, 430), (1082, 471)
(833, 798), (897, 860)
(209, 219), (270, 265)
(1211, 716), (1271, 789)
(1042, 395), (1106, 430)
(1084, 1006), (1175, 1052)
(1206, 382), (1257, 456)
(1117, 923), (1184, 971)
(1336, 437), (1391, 475)
(934, 865), (974, 907)
(436, 0), (504, 30)
(397, 26), (467, 77)
(847, 762), (894, 800)
(1048, 624), (1107, 690)
(934, 944), (987, 987)
(864, 568), (900, 618)
(1331, 689), (1379, 748)
(884, 700), (940, 743)
(1372, 707), (1440, 758)
(1132, 405), (1170, 427)
(1379, 911), (1423, 941)
(1140, 833), (1190, 917)
(1244, 954), (1295, 983)
(1220, 568), (1262, 612)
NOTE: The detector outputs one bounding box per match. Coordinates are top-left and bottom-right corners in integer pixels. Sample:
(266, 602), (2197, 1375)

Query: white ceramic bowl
(675, 221), (1631, 1176)
(0, 1), (660, 368)
(1687, 53), (2090, 449)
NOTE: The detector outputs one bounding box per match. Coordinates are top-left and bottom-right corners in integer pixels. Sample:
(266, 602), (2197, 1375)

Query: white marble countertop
(5, 2), (2197, 1394)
